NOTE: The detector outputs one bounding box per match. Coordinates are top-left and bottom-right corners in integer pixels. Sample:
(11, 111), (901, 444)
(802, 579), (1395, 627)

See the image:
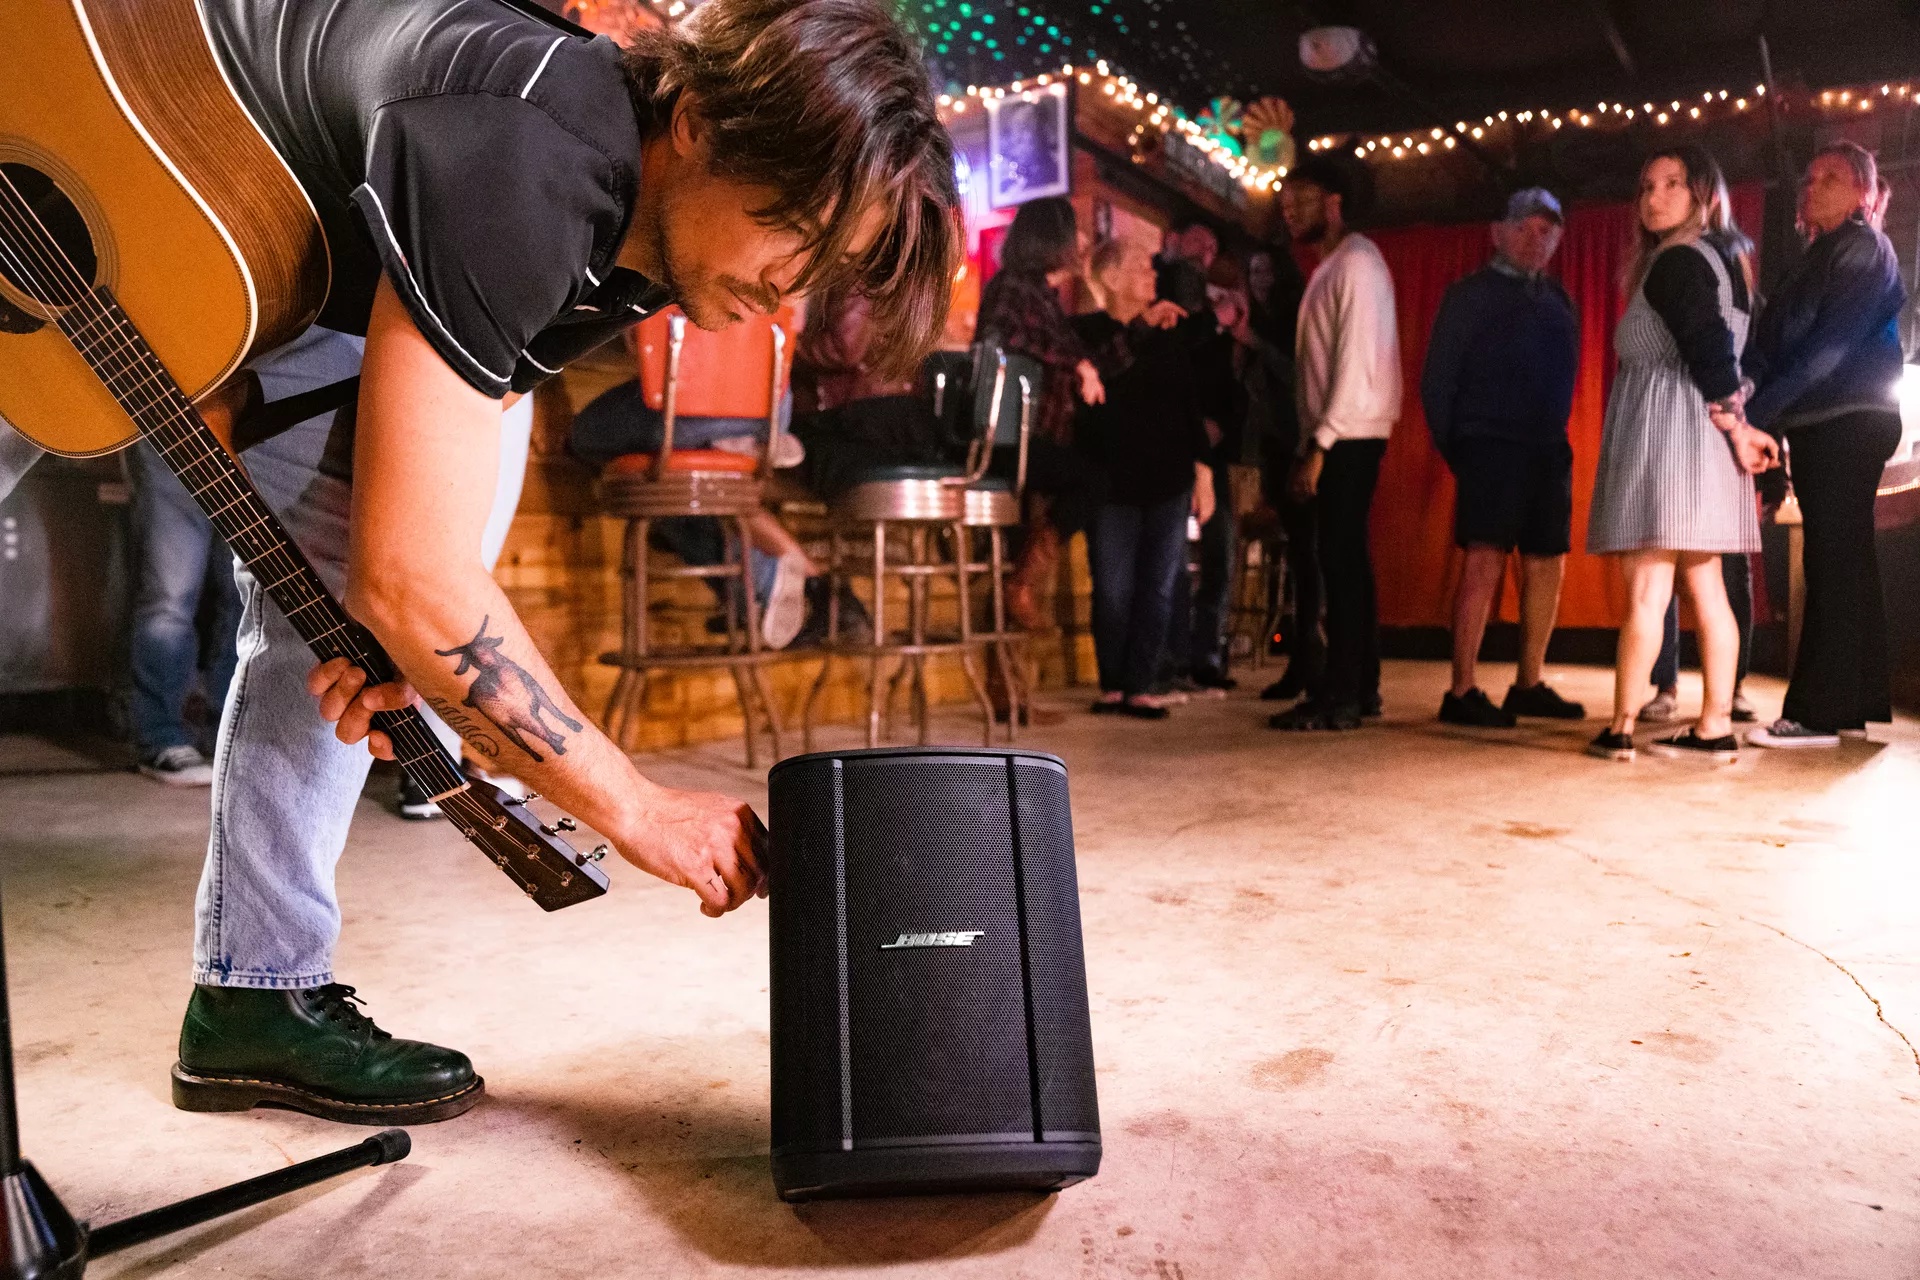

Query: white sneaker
(139, 744), (214, 787)
(1636, 689), (1679, 724)
(1748, 719), (1841, 749)
(760, 551), (810, 650)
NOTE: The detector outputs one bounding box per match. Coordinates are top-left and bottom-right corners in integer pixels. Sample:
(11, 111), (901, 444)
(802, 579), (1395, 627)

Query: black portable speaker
(767, 746), (1101, 1201)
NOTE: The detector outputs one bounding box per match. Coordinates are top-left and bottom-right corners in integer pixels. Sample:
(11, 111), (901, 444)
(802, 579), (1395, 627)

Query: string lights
(1306, 80), (1916, 165)
(937, 62), (1291, 191)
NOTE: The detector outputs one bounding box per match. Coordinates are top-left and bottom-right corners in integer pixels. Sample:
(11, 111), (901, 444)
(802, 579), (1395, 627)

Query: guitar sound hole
(0, 163), (99, 334)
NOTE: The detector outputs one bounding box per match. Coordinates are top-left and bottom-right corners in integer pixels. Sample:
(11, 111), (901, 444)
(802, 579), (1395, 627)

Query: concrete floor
(2, 659), (1917, 1279)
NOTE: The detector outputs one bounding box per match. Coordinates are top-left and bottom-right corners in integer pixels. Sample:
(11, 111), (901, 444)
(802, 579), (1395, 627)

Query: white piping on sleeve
(583, 265), (601, 286)
(522, 350), (561, 375)
(353, 183), (511, 389)
(521, 37), (566, 100)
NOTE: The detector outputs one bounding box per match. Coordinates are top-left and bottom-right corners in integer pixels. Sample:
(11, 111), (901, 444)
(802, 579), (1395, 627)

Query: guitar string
(0, 180), (506, 819)
(0, 189), (532, 855)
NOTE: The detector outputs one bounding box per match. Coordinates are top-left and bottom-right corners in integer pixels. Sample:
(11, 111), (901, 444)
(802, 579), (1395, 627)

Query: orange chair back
(634, 305), (796, 419)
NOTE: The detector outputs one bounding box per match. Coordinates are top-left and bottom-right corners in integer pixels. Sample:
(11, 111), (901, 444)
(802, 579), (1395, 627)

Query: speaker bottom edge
(772, 1140), (1102, 1203)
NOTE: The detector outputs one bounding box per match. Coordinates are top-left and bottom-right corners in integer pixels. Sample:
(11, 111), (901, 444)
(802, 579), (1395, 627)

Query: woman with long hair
(1743, 142), (1908, 748)
(976, 197), (1107, 627)
(1586, 145), (1779, 763)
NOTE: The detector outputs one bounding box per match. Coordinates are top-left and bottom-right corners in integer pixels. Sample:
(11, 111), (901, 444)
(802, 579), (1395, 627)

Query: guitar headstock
(440, 777), (610, 911)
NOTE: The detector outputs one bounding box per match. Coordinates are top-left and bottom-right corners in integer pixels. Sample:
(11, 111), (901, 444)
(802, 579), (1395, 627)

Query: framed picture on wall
(987, 83), (1071, 209)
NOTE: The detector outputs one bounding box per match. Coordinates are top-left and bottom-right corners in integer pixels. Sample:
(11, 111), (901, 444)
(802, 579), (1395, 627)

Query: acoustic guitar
(0, 0), (609, 911)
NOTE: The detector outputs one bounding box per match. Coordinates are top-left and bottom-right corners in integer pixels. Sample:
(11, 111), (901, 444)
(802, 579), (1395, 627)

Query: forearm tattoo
(434, 615), (583, 763)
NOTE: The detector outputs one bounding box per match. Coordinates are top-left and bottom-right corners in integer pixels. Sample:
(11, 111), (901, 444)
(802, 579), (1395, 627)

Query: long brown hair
(1625, 144), (1753, 297)
(622, 0), (960, 377)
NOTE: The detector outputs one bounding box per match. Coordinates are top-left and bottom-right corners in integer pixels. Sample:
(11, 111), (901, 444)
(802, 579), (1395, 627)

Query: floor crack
(1540, 831), (1920, 1084)
(1743, 917), (1920, 1080)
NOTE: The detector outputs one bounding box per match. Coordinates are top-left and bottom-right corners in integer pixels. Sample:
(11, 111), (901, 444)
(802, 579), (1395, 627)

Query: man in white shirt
(1271, 156), (1402, 731)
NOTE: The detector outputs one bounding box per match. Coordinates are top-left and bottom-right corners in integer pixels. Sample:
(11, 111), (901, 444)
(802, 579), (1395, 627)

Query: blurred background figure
(977, 197), (1108, 629)
(125, 442), (242, 785)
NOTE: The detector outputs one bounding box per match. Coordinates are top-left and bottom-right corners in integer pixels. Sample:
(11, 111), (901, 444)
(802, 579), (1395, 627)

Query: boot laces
(308, 984), (391, 1041)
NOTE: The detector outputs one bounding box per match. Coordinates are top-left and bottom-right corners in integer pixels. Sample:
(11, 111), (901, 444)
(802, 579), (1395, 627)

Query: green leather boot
(173, 984), (483, 1124)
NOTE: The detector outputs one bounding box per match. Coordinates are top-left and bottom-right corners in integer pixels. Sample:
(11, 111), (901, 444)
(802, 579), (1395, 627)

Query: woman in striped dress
(1586, 146), (1780, 762)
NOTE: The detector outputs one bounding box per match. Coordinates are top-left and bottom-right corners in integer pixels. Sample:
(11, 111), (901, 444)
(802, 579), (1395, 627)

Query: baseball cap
(1504, 187), (1563, 224)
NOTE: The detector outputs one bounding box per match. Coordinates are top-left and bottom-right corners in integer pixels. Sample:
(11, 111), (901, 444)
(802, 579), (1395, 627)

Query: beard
(1290, 218), (1328, 246)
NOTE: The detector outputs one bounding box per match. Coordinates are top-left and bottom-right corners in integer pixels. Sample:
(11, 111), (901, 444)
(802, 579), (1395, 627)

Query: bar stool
(801, 348), (1009, 749)
(960, 351), (1038, 739)
(598, 311), (793, 766)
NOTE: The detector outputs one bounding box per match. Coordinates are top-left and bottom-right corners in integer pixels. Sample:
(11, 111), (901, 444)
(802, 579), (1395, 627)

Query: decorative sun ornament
(1239, 96), (1297, 169)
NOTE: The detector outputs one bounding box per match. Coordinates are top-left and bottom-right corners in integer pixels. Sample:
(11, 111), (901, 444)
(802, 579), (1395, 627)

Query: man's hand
(1192, 462), (1216, 525)
(1289, 448), (1325, 503)
(618, 785), (770, 917)
(1076, 359), (1106, 405)
(1141, 300), (1187, 330)
(307, 657), (415, 760)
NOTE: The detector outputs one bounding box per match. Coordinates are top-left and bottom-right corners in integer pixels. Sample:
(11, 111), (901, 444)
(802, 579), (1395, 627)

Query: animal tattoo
(435, 617), (583, 763)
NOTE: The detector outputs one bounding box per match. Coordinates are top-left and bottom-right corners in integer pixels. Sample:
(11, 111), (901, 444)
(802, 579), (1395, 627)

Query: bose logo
(880, 930), (986, 950)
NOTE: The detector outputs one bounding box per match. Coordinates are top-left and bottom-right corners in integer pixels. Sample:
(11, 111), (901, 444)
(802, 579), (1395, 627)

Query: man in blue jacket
(1421, 189), (1587, 728)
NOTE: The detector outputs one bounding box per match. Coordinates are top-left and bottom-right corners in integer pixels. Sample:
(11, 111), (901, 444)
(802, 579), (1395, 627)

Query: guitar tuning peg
(555, 817), (578, 832)
(587, 844), (608, 862)
(524, 791), (541, 802)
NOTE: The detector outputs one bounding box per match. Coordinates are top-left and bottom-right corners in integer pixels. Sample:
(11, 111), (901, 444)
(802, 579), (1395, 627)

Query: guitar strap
(230, 375), (360, 454)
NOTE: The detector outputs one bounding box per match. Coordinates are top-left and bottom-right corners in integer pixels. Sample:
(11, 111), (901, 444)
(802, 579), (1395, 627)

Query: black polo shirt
(203, 0), (669, 398)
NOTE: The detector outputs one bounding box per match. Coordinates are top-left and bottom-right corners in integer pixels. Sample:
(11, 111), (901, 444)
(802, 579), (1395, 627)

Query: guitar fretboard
(58, 285), (469, 800)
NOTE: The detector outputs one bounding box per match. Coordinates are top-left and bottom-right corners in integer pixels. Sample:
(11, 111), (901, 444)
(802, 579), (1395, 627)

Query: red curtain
(1357, 185), (1764, 629)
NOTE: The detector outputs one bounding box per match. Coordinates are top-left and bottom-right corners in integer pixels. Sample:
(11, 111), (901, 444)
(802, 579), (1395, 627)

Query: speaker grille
(1013, 759), (1100, 1138)
(768, 761), (849, 1151)
(842, 757), (1034, 1143)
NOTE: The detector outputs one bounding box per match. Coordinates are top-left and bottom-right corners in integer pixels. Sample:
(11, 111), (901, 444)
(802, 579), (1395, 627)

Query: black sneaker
(396, 773), (443, 821)
(1439, 688), (1518, 728)
(1361, 692), (1383, 718)
(1504, 682), (1587, 720)
(1259, 665), (1312, 702)
(1587, 730), (1636, 762)
(1647, 729), (1739, 763)
(1191, 664), (1238, 692)
(1269, 699), (1362, 731)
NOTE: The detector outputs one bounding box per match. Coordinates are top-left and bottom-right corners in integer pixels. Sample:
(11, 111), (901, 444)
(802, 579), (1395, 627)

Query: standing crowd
(116, 137), (1908, 788)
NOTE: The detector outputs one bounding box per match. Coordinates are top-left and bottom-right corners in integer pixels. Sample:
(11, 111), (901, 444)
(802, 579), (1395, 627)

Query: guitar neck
(65, 286), (465, 798)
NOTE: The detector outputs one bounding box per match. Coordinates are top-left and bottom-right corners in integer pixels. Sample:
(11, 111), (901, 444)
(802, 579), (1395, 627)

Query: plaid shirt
(978, 268), (1088, 445)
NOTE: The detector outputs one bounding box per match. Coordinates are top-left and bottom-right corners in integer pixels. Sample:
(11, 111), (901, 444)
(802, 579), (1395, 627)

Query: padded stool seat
(603, 449), (760, 476)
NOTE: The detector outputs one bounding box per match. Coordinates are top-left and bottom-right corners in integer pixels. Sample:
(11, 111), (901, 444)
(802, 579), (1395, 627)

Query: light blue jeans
(190, 327), (529, 988)
(0, 335), (531, 988)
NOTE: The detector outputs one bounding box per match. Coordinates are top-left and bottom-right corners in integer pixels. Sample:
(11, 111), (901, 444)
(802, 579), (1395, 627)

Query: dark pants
(1008, 435), (1103, 557)
(1653, 553), (1753, 690)
(1782, 411), (1903, 730)
(1165, 461), (1234, 676)
(1317, 439), (1387, 707)
(1263, 455), (1324, 683)
(126, 440), (242, 753)
(1088, 490), (1192, 697)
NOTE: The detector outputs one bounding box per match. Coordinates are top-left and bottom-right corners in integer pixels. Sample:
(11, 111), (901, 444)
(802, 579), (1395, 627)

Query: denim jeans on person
(1164, 460), (1234, 678)
(197, 326), (535, 988)
(1652, 553), (1753, 692)
(1088, 489), (1192, 698)
(126, 439), (243, 754)
(569, 379), (781, 604)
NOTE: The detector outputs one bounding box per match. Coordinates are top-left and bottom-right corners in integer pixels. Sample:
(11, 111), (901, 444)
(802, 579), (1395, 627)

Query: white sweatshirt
(1295, 232), (1403, 453)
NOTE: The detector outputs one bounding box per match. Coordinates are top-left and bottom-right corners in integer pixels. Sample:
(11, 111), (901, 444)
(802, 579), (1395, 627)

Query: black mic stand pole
(0, 884), (411, 1278)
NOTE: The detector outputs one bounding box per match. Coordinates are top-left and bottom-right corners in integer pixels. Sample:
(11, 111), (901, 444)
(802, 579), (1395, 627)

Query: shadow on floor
(500, 1090), (1057, 1267)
